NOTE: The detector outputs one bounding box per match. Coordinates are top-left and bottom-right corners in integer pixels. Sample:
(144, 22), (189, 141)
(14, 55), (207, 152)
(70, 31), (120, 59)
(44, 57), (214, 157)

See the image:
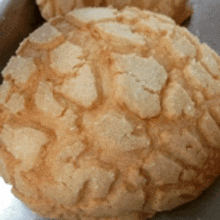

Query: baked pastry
(36, 0), (192, 24)
(0, 6), (220, 220)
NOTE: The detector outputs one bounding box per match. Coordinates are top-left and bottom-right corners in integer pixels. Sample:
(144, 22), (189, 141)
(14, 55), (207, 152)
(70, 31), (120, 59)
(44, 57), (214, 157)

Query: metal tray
(0, 0), (220, 219)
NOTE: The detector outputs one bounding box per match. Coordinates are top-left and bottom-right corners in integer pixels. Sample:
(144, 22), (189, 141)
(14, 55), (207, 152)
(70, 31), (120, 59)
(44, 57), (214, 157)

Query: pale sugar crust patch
(55, 64), (97, 108)
(29, 23), (63, 45)
(50, 41), (83, 74)
(67, 7), (118, 24)
(2, 56), (37, 85)
(35, 81), (64, 117)
(0, 125), (48, 170)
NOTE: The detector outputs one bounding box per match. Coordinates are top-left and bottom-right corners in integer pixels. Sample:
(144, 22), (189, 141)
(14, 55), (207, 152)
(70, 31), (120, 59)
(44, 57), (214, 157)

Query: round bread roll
(0, 6), (220, 220)
(36, 0), (192, 24)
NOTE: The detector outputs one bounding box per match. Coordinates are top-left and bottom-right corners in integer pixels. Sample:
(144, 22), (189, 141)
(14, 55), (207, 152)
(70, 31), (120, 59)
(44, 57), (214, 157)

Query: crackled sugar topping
(0, 7), (220, 220)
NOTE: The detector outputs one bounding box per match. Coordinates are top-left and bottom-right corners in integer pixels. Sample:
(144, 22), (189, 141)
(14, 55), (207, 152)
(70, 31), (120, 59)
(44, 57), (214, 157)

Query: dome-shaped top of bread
(0, 6), (219, 220)
(36, 0), (192, 24)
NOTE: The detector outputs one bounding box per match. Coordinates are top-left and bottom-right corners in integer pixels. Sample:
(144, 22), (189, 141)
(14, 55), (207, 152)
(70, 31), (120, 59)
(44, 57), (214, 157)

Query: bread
(0, 6), (220, 220)
(36, 0), (192, 24)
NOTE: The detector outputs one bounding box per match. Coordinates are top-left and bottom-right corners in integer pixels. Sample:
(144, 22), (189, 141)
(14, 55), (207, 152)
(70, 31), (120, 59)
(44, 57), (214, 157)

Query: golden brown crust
(0, 6), (219, 220)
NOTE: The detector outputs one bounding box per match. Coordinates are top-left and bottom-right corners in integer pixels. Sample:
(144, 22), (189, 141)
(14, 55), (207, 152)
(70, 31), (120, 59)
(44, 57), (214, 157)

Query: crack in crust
(0, 6), (220, 220)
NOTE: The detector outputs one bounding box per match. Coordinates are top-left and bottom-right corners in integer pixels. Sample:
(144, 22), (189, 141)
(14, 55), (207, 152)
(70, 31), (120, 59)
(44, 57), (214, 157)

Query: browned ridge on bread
(0, 6), (219, 220)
